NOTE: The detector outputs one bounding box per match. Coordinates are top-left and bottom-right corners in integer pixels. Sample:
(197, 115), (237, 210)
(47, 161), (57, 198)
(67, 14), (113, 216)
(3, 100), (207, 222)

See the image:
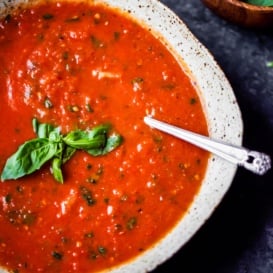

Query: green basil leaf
(32, 118), (39, 134)
(87, 135), (123, 156)
(32, 118), (59, 138)
(49, 130), (62, 143)
(104, 134), (123, 153)
(51, 157), (63, 184)
(87, 124), (111, 138)
(62, 145), (76, 164)
(244, 0), (273, 6)
(63, 130), (106, 149)
(63, 130), (88, 142)
(1, 138), (58, 181)
(1, 119), (123, 183)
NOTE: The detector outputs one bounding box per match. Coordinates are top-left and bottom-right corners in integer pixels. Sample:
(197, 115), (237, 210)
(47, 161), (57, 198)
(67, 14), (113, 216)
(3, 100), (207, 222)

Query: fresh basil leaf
(1, 119), (123, 183)
(104, 135), (123, 153)
(32, 118), (58, 138)
(87, 124), (111, 138)
(63, 130), (106, 149)
(38, 124), (58, 138)
(32, 118), (39, 134)
(1, 138), (58, 181)
(244, 0), (273, 6)
(61, 145), (76, 164)
(87, 135), (123, 156)
(51, 157), (63, 184)
(49, 130), (62, 143)
(63, 130), (88, 142)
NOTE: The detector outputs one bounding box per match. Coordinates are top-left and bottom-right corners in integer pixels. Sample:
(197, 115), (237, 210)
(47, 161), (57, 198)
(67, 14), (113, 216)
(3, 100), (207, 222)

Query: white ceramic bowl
(0, 0), (243, 272)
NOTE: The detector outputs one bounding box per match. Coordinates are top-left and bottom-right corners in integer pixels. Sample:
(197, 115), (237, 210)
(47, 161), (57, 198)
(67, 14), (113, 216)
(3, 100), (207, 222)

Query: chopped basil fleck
(115, 223), (123, 231)
(104, 198), (110, 204)
(131, 77), (144, 84)
(44, 97), (53, 109)
(86, 163), (92, 170)
(89, 251), (97, 260)
(86, 177), (97, 184)
(90, 35), (103, 48)
(62, 51), (69, 60)
(162, 83), (175, 90)
(43, 13), (54, 20)
(22, 211), (36, 225)
(190, 98), (197, 105)
(52, 251), (63, 260)
(98, 246), (107, 255)
(68, 105), (80, 112)
(5, 194), (12, 203)
(114, 31), (120, 40)
(65, 16), (80, 22)
(37, 33), (44, 41)
(16, 185), (24, 193)
(80, 186), (96, 206)
(96, 165), (104, 175)
(84, 232), (94, 238)
(85, 103), (94, 113)
(126, 217), (137, 230)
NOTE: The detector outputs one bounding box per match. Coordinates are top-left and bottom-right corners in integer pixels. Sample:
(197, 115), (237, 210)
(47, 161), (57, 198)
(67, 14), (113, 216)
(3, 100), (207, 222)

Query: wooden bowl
(201, 0), (273, 28)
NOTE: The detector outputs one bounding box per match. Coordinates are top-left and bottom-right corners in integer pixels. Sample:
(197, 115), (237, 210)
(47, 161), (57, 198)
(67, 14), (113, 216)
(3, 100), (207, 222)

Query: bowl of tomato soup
(0, 0), (242, 272)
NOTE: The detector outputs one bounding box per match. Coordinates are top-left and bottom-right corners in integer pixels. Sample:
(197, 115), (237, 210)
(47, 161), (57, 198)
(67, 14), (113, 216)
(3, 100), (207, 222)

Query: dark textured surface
(152, 1), (273, 273)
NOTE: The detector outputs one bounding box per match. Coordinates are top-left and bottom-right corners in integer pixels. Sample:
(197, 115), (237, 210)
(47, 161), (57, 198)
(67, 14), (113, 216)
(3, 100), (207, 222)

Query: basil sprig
(244, 0), (273, 6)
(267, 61), (273, 68)
(1, 119), (123, 183)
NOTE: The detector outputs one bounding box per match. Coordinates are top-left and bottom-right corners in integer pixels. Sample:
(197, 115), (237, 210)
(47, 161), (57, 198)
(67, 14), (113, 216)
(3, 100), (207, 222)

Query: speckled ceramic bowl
(0, 0), (243, 272)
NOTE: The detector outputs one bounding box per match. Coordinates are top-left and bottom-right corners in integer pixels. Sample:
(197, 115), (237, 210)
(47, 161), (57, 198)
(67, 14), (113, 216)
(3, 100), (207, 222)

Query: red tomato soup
(0, 1), (209, 272)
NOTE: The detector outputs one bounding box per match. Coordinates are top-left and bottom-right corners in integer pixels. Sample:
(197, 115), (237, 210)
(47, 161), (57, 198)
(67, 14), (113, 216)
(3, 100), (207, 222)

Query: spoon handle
(144, 116), (271, 175)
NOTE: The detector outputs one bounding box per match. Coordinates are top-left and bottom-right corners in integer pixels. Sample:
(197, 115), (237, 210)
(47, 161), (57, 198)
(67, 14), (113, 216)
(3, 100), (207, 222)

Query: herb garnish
(244, 0), (273, 6)
(266, 61), (273, 68)
(126, 216), (137, 230)
(43, 13), (54, 20)
(52, 251), (63, 260)
(80, 186), (96, 206)
(1, 118), (123, 183)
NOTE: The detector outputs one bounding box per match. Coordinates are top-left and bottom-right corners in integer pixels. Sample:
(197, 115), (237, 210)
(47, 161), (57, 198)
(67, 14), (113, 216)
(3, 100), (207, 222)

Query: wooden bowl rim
(225, 0), (273, 12)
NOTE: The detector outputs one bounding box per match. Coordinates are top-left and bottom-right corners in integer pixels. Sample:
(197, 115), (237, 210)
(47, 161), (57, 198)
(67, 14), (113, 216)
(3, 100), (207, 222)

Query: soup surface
(0, 1), (209, 272)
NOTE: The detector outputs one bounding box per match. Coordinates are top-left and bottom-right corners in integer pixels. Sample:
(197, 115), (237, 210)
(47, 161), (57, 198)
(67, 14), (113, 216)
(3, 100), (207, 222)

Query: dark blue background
(152, 1), (273, 272)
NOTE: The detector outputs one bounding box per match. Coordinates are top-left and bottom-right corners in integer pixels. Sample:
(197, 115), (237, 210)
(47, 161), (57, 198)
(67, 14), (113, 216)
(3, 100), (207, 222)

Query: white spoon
(144, 116), (271, 175)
